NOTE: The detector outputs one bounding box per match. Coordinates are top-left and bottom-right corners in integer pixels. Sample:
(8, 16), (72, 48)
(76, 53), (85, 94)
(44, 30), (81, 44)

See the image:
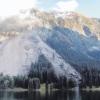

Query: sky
(0, 0), (99, 18)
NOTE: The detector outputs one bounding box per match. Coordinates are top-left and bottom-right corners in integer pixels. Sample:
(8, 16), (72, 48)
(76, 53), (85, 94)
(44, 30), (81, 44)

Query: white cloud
(0, 0), (38, 18)
(0, 0), (79, 18)
(53, 0), (78, 12)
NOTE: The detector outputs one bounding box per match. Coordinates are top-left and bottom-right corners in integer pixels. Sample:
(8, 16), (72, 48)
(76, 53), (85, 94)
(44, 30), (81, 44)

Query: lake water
(0, 90), (100, 100)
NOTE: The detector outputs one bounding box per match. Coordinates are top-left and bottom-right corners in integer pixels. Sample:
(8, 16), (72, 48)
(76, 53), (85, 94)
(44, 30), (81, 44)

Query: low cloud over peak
(53, 0), (78, 12)
(0, 0), (38, 18)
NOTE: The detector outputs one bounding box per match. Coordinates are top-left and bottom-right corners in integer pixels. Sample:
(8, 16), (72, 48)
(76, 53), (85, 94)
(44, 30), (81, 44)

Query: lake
(0, 90), (100, 100)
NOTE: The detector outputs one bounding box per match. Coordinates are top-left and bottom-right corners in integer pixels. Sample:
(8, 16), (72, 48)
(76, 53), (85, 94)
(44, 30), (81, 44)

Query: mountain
(0, 8), (100, 82)
(0, 32), (80, 82)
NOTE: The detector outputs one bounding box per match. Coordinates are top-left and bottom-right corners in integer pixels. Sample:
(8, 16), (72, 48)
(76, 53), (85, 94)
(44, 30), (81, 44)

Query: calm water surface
(0, 90), (100, 100)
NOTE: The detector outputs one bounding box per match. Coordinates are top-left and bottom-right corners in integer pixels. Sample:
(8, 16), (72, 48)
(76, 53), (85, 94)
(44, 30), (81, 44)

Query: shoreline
(0, 88), (28, 92)
(81, 87), (100, 91)
(1, 86), (100, 92)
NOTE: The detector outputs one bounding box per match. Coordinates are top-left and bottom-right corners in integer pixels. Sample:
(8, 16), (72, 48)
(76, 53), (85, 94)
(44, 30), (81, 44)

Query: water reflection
(0, 90), (100, 100)
(80, 91), (100, 100)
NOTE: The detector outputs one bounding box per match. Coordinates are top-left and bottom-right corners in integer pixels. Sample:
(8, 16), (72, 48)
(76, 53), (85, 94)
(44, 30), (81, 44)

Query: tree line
(0, 62), (76, 89)
(79, 67), (100, 88)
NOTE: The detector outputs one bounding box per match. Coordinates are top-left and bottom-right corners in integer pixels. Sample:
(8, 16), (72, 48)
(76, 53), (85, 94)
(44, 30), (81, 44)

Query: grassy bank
(81, 86), (100, 91)
(0, 84), (47, 93)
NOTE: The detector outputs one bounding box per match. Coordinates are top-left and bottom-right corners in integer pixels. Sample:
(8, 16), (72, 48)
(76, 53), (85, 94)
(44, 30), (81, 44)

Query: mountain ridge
(0, 8), (100, 81)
